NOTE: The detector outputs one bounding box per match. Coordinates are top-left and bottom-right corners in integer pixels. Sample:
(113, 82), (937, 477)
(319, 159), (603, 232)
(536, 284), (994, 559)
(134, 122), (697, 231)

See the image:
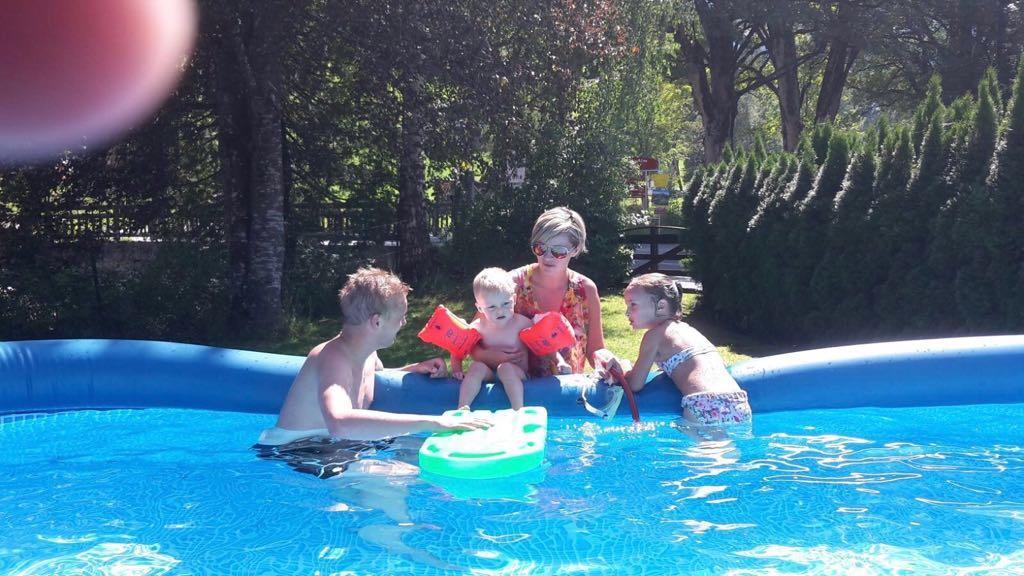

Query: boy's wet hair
(627, 273), (685, 319)
(473, 267), (515, 299)
(338, 267), (410, 325)
(531, 206), (587, 253)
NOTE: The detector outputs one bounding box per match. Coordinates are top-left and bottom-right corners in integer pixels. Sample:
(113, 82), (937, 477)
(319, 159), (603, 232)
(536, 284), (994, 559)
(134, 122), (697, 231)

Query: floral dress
(511, 264), (590, 377)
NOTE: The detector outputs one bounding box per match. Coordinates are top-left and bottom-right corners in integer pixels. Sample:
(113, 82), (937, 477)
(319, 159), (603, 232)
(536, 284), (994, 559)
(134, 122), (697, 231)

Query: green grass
(600, 293), (784, 368)
(223, 290), (787, 369)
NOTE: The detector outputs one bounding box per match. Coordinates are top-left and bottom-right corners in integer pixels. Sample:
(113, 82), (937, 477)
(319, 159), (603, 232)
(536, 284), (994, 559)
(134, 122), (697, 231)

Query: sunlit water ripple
(0, 403), (1022, 575)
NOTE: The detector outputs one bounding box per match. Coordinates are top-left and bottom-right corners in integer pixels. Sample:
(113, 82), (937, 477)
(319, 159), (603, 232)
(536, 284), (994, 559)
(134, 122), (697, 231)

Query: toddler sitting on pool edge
(452, 268), (536, 410)
(603, 273), (751, 426)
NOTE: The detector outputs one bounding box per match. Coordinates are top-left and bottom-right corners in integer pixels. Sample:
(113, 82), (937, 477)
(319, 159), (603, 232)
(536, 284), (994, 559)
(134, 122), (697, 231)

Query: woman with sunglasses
(472, 207), (615, 377)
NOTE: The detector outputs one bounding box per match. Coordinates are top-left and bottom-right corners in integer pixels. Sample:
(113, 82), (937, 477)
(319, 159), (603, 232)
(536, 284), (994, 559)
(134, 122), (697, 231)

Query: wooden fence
(38, 201), (453, 242)
(36, 209), (204, 241)
(618, 225), (700, 292)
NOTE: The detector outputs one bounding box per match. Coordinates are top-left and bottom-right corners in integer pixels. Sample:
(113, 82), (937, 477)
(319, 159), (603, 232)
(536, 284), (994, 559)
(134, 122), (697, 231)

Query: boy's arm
(320, 357), (488, 440)
(375, 350), (447, 377)
(396, 357), (448, 377)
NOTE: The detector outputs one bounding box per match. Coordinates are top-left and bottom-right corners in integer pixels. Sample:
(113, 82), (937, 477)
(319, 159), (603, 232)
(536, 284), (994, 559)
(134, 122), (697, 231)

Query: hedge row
(683, 62), (1024, 343)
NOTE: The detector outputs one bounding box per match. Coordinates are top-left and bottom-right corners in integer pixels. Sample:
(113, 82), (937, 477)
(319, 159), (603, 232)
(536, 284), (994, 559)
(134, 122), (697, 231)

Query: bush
(284, 238), (366, 319)
(449, 96), (633, 290)
(124, 243), (229, 341)
(0, 242), (229, 342)
(684, 64), (1024, 343)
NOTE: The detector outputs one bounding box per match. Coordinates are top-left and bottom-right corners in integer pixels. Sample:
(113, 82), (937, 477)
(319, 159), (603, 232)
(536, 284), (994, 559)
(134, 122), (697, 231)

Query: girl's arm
(625, 330), (660, 392)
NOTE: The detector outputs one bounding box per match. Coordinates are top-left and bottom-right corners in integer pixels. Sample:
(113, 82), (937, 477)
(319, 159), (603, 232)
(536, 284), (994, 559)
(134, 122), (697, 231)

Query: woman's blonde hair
(626, 273), (686, 320)
(530, 206), (587, 253)
(338, 267), (410, 325)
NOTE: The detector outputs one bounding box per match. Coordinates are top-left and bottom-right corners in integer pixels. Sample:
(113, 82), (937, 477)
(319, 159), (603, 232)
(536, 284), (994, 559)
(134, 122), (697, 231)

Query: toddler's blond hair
(473, 267), (515, 299)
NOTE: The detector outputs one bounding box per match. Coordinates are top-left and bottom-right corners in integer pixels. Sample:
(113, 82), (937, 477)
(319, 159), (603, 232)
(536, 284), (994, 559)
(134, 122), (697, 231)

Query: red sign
(632, 156), (659, 172)
(629, 186), (646, 198)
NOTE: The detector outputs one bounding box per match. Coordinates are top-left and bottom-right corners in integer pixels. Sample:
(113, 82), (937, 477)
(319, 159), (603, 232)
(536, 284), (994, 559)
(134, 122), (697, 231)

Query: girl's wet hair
(626, 273), (686, 319)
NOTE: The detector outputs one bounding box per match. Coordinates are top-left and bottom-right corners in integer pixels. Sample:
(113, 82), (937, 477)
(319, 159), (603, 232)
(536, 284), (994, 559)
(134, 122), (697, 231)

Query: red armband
(519, 312), (575, 356)
(417, 305), (482, 357)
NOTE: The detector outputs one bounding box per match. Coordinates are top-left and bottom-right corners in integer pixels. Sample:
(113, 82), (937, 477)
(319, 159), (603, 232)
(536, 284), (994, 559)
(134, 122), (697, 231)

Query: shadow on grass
(684, 308), (797, 361)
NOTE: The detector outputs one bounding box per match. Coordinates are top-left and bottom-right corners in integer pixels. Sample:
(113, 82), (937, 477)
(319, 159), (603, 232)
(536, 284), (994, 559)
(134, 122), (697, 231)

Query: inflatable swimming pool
(2, 336), (1023, 574)
(2, 336), (1022, 414)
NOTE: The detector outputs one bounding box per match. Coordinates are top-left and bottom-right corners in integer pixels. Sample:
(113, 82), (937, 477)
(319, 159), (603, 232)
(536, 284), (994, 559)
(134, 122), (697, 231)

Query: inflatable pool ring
(419, 407), (547, 479)
(418, 305), (481, 357)
(519, 312), (575, 357)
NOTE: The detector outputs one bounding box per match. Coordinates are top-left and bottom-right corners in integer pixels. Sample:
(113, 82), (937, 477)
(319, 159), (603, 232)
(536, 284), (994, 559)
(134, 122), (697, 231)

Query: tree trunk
(814, 2), (860, 124)
(453, 167), (475, 236)
(212, 33), (252, 329)
(814, 40), (858, 124)
(701, 101), (737, 164)
(210, 0), (287, 335)
(765, 20), (803, 151)
(397, 75), (431, 282)
(676, 0), (741, 164)
(245, 5), (286, 334)
(940, 0), (987, 101)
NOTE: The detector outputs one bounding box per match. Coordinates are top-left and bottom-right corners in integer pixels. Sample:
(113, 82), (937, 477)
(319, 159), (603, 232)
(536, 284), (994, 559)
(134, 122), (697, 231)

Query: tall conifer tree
(985, 57), (1024, 326)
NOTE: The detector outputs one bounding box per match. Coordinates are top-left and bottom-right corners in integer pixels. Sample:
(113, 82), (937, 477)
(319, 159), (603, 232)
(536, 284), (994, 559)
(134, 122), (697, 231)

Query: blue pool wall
(1, 336), (1022, 415)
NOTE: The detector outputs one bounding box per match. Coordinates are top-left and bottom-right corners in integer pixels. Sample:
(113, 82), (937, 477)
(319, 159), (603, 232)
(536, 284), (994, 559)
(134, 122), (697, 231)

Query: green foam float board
(419, 406), (548, 479)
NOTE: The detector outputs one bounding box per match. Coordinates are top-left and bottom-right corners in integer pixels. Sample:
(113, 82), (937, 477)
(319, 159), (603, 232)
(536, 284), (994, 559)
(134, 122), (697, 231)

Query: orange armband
(418, 305), (482, 357)
(519, 312), (575, 356)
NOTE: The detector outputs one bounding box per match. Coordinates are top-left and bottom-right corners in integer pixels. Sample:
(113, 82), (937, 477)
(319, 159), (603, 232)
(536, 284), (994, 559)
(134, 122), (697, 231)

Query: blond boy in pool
(258, 267), (492, 446)
(256, 267), (488, 570)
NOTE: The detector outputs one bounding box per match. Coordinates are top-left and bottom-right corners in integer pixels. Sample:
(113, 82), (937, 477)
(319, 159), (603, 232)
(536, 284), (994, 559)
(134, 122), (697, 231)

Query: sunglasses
(531, 243), (572, 259)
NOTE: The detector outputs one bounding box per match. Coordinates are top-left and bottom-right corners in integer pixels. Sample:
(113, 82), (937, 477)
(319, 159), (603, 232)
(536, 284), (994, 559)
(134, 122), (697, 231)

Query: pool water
(1, 404), (1023, 575)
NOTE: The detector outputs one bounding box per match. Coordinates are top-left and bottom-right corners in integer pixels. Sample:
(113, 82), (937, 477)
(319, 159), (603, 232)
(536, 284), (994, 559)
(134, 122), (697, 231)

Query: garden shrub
(685, 64), (1024, 343)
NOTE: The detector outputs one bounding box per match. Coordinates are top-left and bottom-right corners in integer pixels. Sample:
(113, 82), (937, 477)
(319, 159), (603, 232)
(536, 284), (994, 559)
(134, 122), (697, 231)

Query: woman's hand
(592, 348), (615, 369)
(473, 344), (526, 367)
(593, 349), (631, 383)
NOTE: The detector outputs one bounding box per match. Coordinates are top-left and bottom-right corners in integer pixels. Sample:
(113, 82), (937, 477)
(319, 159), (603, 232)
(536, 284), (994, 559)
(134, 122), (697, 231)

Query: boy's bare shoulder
(311, 338), (356, 385)
(306, 339), (329, 358)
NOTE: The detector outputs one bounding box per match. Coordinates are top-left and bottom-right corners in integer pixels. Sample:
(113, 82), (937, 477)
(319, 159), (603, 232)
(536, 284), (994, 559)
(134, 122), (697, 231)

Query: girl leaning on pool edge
(471, 207), (617, 377)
